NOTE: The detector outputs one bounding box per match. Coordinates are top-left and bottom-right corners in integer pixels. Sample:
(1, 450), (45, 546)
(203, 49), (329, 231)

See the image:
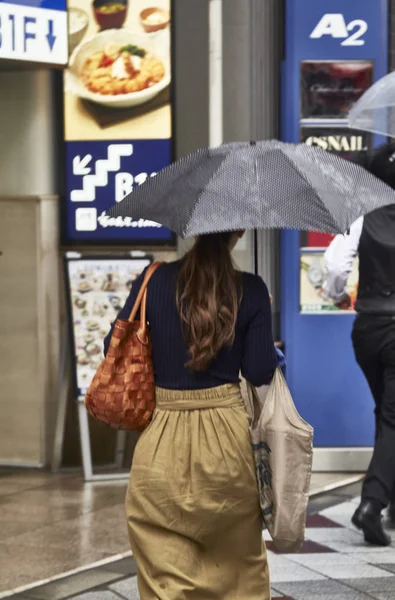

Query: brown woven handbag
(85, 262), (162, 431)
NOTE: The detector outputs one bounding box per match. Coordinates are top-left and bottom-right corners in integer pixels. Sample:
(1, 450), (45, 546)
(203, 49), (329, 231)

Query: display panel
(65, 255), (151, 394)
(63, 0), (174, 245)
(300, 60), (373, 120)
(281, 0), (388, 447)
(300, 248), (359, 314)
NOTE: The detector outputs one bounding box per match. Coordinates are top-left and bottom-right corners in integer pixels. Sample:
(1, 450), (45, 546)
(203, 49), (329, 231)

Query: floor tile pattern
(2, 472), (394, 600)
(5, 493), (395, 600)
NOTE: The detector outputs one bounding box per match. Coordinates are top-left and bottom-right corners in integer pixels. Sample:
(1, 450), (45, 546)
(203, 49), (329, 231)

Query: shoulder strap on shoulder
(128, 262), (163, 322)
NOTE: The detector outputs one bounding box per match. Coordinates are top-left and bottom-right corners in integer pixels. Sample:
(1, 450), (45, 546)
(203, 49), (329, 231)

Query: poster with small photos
(66, 256), (151, 393)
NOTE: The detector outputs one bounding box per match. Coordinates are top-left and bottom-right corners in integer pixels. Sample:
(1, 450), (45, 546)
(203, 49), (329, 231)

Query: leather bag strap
(128, 261), (162, 323)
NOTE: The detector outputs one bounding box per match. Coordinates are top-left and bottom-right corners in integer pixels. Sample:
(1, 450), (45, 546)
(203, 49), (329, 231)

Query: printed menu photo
(300, 249), (359, 314)
(65, 0), (171, 141)
(66, 256), (151, 393)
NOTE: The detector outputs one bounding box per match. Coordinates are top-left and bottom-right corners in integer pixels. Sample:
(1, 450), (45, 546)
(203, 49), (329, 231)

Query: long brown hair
(176, 232), (242, 371)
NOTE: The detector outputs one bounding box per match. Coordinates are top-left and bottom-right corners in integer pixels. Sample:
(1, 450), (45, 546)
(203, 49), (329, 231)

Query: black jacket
(356, 206), (395, 315)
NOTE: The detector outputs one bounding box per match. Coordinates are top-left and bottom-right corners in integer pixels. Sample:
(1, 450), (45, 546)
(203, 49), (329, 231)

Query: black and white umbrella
(110, 140), (395, 237)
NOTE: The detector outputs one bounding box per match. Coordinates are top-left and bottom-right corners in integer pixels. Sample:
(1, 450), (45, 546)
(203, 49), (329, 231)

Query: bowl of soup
(140, 7), (169, 33)
(93, 0), (127, 30)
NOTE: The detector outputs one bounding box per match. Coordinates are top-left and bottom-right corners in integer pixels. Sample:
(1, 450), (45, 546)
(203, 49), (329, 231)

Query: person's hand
(336, 294), (352, 310)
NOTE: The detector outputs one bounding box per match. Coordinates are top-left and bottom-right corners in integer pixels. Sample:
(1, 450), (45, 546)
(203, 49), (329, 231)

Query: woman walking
(104, 231), (278, 599)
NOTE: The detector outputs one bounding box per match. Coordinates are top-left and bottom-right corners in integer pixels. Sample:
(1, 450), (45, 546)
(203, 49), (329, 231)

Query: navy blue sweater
(104, 261), (278, 389)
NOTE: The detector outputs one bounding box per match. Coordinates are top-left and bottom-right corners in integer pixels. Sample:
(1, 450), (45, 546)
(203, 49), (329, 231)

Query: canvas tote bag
(241, 368), (314, 553)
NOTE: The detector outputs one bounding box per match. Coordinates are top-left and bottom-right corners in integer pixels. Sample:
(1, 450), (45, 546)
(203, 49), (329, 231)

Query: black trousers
(352, 314), (395, 508)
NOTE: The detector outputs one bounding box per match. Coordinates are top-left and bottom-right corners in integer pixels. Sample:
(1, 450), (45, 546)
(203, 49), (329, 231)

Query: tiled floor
(8, 492), (392, 600)
(0, 470), (130, 594)
(0, 470), (368, 599)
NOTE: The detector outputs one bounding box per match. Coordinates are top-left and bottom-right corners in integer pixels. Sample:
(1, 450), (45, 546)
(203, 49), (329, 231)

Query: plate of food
(86, 319), (101, 331)
(65, 29), (170, 108)
(78, 280), (93, 293)
(74, 297), (87, 309)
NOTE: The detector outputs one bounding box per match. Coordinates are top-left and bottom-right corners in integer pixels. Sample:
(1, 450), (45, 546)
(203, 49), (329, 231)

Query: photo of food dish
(101, 272), (119, 291)
(67, 258), (151, 392)
(93, 0), (128, 30)
(64, 0), (171, 141)
(77, 350), (90, 365)
(109, 295), (122, 311)
(78, 280), (93, 293)
(81, 41), (165, 96)
(74, 297), (87, 309)
(300, 250), (359, 314)
(86, 342), (102, 355)
(66, 29), (170, 108)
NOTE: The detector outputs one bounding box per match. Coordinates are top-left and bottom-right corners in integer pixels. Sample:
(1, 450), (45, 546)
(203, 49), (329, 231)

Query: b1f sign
(310, 14), (368, 47)
(0, 0), (68, 65)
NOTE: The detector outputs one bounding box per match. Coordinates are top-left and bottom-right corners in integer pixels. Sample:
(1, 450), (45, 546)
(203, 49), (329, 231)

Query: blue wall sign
(65, 139), (174, 244)
(281, 0), (388, 447)
(0, 0), (68, 64)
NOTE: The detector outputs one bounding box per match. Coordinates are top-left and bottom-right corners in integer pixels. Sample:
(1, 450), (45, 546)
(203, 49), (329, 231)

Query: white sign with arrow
(71, 144), (134, 202)
(0, 1), (68, 64)
(73, 154), (93, 176)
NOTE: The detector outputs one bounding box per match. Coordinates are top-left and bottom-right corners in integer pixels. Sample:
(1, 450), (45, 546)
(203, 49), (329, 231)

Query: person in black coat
(323, 143), (395, 546)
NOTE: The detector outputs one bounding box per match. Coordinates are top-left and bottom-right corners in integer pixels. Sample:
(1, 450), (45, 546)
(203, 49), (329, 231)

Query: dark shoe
(352, 500), (391, 546)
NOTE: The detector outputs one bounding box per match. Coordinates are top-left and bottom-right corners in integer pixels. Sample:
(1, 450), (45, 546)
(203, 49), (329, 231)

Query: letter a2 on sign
(310, 14), (368, 46)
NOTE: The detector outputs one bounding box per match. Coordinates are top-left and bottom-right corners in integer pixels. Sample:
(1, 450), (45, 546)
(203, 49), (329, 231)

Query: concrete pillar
(0, 70), (62, 465)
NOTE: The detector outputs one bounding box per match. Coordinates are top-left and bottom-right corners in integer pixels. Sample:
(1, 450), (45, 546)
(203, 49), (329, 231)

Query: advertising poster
(300, 60), (373, 121)
(66, 256), (151, 393)
(281, 0), (388, 447)
(300, 249), (359, 314)
(64, 0), (173, 244)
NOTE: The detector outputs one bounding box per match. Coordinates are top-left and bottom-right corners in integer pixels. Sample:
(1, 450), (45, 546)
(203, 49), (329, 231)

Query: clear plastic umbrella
(349, 72), (395, 138)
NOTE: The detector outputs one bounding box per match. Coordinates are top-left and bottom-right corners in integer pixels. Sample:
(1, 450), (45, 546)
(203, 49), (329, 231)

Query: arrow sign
(46, 19), (56, 51)
(73, 154), (92, 176)
(71, 144), (133, 202)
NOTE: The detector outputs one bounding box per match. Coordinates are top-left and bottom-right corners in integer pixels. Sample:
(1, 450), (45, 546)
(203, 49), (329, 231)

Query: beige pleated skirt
(125, 384), (270, 600)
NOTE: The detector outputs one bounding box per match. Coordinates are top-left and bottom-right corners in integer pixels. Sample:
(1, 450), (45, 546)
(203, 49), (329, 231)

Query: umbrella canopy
(110, 140), (395, 238)
(349, 72), (395, 138)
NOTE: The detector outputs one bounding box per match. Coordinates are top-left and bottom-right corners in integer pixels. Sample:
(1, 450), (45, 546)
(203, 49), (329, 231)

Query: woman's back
(118, 233), (274, 600)
(104, 260), (277, 389)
